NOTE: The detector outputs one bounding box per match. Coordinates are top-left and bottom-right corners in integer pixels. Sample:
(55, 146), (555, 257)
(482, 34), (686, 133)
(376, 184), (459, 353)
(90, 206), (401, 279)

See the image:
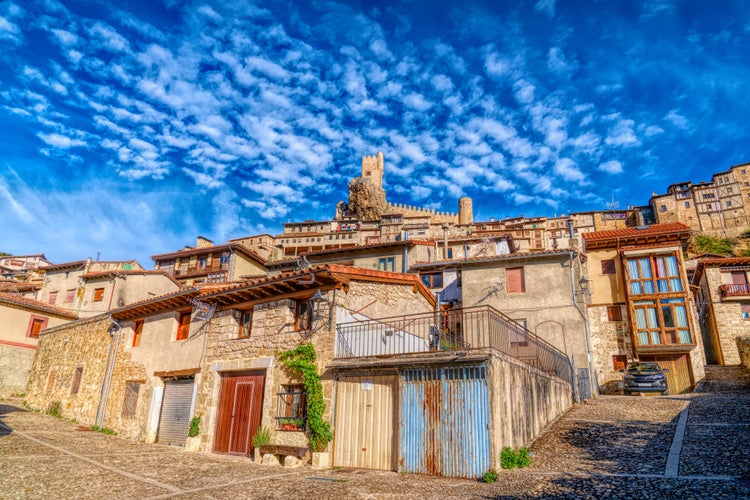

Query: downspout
(402, 245), (408, 273)
(95, 315), (122, 428)
(569, 250), (598, 398)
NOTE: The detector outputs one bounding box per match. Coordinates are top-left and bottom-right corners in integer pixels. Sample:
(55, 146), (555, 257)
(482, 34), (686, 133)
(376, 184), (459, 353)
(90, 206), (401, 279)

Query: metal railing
(335, 305), (572, 384)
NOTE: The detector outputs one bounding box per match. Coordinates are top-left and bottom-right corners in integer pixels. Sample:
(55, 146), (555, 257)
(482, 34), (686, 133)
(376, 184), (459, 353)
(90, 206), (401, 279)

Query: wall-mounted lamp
(310, 289), (329, 323)
(579, 277), (590, 290)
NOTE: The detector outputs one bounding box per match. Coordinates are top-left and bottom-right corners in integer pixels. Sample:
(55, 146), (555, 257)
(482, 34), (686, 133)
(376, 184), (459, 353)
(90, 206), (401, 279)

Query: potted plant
(278, 418), (305, 431)
(251, 426), (271, 462)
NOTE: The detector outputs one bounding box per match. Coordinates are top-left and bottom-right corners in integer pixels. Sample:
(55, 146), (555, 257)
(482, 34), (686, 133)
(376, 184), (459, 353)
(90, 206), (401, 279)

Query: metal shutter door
(156, 378), (194, 447)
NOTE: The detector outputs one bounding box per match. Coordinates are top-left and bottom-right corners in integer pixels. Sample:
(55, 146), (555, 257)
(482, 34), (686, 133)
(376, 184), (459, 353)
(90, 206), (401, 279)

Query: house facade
(583, 223), (706, 394)
(0, 293), (76, 395)
(693, 257), (750, 365)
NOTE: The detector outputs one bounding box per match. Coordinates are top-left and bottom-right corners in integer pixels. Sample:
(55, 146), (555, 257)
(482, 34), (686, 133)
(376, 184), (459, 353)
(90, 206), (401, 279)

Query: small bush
(45, 401), (62, 418)
(500, 446), (532, 469)
(482, 468), (498, 483)
(252, 425), (271, 448)
(90, 425), (117, 436)
(694, 234), (735, 255)
(187, 416), (201, 438)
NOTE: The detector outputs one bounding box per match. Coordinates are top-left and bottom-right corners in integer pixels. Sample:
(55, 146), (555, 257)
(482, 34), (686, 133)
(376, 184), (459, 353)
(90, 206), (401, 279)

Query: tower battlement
(361, 152), (384, 188)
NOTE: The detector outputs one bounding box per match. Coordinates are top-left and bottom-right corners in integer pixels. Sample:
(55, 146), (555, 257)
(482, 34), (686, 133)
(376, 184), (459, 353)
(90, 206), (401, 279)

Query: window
(703, 193), (715, 200)
(64, 289), (75, 304)
(660, 205), (667, 212)
(684, 201), (691, 208)
(625, 254), (683, 295)
(377, 257), (395, 272)
(276, 384), (307, 430)
(48, 291), (58, 305)
(93, 288), (105, 302)
(421, 273), (444, 289)
(607, 305), (623, 322)
(447, 249), (453, 259)
(510, 319), (528, 347)
(132, 320), (143, 347)
(121, 382), (140, 418)
(238, 309), (253, 338)
(612, 354), (628, 371)
(633, 298), (691, 346)
(198, 257), (207, 268)
(601, 259), (616, 275)
(176, 312), (191, 341)
(70, 366), (83, 395)
(727, 201), (733, 207)
(27, 316), (48, 339)
(740, 303), (750, 319)
(506, 267), (525, 293)
(295, 301), (312, 331)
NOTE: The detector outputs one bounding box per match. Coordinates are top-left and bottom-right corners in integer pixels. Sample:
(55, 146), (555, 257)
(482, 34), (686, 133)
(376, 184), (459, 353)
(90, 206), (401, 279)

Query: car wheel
(623, 391), (631, 396)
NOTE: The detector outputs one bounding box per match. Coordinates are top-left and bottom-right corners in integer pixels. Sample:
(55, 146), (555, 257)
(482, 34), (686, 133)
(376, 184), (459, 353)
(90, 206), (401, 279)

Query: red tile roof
(582, 223), (691, 242)
(0, 292), (77, 319)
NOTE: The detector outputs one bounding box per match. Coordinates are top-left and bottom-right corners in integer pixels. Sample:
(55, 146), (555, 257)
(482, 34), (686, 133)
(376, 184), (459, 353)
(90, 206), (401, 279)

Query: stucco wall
(0, 304), (72, 395)
(489, 350), (572, 466)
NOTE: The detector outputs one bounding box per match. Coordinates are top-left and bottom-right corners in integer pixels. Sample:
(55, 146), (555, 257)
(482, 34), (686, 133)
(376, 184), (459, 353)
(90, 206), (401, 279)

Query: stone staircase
(697, 364), (750, 393)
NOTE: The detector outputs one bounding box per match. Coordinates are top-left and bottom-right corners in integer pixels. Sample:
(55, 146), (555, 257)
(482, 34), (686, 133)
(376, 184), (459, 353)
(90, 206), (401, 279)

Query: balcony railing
(335, 305), (572, 385)
(719, 283), (750, 299)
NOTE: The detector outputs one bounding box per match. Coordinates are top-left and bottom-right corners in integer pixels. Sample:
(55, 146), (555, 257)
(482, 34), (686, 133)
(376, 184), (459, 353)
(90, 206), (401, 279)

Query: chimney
(196, 236), (213, 248)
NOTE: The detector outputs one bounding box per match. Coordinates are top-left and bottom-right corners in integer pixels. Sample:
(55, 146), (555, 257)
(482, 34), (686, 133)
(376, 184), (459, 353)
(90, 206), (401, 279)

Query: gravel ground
(1, 366), (750, 499)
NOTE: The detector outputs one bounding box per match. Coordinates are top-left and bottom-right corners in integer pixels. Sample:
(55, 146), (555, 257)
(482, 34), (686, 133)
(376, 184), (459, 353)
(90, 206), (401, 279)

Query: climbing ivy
(278, 343), (333, 452)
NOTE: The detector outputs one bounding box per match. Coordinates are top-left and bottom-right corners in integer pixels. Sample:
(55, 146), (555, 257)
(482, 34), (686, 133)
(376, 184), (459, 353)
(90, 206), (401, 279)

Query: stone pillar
(458, 197), (473, 225)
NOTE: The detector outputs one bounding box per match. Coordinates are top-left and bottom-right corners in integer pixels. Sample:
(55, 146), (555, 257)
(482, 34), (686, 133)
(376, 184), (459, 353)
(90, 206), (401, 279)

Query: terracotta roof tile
(582, 223), (691, 242)
(0, 292), (77, 319)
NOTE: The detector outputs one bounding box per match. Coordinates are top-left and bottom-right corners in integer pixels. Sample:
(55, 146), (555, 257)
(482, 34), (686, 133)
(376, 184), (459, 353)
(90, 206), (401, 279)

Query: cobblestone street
(2, 366), (749, 499)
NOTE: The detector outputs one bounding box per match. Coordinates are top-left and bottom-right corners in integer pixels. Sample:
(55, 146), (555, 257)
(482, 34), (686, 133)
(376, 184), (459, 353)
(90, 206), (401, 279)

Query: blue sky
(1, 0), (748, 267)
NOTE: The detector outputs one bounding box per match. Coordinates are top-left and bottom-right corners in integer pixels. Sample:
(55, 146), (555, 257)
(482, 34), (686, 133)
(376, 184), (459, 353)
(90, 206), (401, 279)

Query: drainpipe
(402, 245), (408, 273)
(95, 315), (122, 428)
(569, 251), (598, 398)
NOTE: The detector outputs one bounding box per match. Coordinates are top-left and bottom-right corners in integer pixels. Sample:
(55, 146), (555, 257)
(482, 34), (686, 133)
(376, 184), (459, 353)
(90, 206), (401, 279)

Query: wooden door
(213, 371), (265, 455)
(640, 354), (693, 394)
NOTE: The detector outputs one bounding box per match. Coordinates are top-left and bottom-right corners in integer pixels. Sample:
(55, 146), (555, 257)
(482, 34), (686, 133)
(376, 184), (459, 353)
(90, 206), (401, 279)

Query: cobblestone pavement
(2, 367), (750, 499)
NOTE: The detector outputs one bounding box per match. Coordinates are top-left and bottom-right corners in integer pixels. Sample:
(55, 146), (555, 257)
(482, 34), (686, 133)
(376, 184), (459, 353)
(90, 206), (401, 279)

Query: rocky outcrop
(345, 177), (388, 221)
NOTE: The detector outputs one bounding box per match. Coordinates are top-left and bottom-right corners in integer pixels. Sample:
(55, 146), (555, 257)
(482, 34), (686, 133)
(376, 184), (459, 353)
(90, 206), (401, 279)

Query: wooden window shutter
(601, 259), (616, 275)
(93, 288), (105, 302)
(506, 267), (525, 293)
(132, 320), (144, 347)
(176, 312), (191, 341)
(607, 305), (623, 322)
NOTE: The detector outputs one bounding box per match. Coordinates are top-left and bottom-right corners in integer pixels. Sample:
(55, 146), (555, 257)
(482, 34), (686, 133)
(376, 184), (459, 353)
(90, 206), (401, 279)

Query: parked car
(621, 362), (669, 395)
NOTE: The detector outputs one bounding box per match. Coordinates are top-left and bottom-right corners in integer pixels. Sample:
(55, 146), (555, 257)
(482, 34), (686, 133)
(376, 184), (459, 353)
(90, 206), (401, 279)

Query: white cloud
(605, 118), (639, 147)
(665, 110), (691, 130)
(403, 93), (433, 112)
(51, 28), (77, 46)
(599, 160), (623, 174)
(535, 0), (556, 17)
(513, 79), (535, 104)
(88, 21), (130, 52)
(554, 158), (586, 183)
(37, 133), (85, 149)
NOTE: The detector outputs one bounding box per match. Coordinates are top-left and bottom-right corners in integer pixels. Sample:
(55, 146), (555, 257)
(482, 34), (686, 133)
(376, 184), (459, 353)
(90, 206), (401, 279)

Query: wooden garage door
(640, 354), (693, 394)
(213, 371), (265, 455)
(333, 375), (397, 470)
(156, 378), (194, 447)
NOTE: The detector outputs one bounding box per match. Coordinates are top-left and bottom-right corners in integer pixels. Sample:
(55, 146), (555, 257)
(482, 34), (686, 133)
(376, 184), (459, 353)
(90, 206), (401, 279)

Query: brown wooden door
(731, 271), (748, 285)
(640, 354), (693, 394)
(213, 371), (265, 455)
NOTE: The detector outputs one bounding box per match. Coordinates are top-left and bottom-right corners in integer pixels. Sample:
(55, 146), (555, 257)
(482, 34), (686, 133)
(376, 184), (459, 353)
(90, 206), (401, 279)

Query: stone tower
(361, 152), (384, 189)
(458, 197), (473, 225)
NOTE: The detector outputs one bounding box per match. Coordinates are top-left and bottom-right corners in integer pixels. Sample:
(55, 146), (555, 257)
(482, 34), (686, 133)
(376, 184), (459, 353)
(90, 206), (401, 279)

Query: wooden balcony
(719, 283), (750, 300)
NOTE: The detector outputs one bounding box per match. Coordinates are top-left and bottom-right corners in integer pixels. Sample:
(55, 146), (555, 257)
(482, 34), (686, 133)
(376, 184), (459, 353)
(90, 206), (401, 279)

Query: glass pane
(651, 331), (661, 344)
(640, 258), (652, 278)
(654, 256), (667, 277)
(674, 305), (688, 327)
(630, 282), (642, 295)
(643, 280), (655, 294)
(635, 309), (647, 329)
(678, 330), (691, 343)
(662, 306), (675, 328)
(638, 331), (649, 345)
(646, 307), (658, 328)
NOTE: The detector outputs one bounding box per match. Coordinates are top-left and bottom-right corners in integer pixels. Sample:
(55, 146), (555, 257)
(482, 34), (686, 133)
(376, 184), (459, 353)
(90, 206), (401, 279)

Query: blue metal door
(400, 365), (490, 478)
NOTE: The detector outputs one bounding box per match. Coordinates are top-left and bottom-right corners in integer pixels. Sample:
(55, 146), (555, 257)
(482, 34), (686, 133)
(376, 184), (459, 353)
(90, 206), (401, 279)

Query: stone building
(582, 223), (706, 394)
(693, 256), (750, 365)
(0, 293), (76, 395)
(651, 162), (750, 237)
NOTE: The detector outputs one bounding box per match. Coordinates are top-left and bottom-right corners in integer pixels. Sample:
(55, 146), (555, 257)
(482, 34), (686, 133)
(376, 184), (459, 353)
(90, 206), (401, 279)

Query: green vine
(278, 343), (333, 452)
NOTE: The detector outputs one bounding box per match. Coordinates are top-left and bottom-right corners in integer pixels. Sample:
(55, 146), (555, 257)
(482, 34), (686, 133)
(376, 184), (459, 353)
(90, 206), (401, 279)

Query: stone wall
(25, 316), (151, 440)
(737, 337), (750, 370)
(489, 349), (573, 466)
(704, 267), (747, 365)
(587, 304), (631, 393)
